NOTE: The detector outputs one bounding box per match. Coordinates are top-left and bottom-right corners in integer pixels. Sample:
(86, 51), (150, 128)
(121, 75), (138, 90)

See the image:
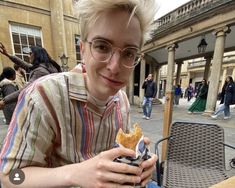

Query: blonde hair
(75, 0), (157, 46)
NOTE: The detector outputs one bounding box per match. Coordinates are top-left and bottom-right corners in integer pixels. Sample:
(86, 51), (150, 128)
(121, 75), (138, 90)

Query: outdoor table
(209, 176), (235, 188)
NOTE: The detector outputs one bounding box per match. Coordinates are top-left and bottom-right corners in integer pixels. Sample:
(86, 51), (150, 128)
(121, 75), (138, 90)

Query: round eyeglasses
(86, 39), (142, 68)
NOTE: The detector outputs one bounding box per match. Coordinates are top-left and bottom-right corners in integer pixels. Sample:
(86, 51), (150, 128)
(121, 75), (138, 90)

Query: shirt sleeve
(0, 85), (56, 175)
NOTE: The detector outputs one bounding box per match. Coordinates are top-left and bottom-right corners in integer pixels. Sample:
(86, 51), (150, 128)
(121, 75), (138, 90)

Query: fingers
(99, 147), (136, 161)
(140, 154), (157, 170)
(110, 161), (142, 175)
(143, 137), (150, 145)
(139, 154), (157, 186)
(96, 171), (141, 185)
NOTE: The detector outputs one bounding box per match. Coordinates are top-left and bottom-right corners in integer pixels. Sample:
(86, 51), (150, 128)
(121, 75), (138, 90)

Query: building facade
(0, 0), (81, 71)
(160, 52), (235, 96)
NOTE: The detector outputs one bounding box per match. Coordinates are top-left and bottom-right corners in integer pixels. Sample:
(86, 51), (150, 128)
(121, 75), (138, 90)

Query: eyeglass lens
(89, 39), (140, 68)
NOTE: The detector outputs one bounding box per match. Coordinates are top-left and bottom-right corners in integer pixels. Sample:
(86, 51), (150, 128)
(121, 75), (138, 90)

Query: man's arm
(152, 82), (157, 98)
(0, 148), (144, 188)
(142, 79), (147, 89)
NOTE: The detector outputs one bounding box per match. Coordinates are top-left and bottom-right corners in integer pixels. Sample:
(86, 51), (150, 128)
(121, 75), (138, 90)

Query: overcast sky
(155, 0), (191, 19)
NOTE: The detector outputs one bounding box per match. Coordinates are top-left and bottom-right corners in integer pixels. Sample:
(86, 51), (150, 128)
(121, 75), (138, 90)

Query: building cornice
(0, 1), (78, 23)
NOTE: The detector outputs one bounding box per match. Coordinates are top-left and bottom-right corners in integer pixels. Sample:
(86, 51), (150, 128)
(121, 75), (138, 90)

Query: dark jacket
(4, 56), (60, 104)
(0, 79), (18, 124)
(220, 82), (235, 105)
(142, 80), (157, 98)
(197, 83), (208, 99)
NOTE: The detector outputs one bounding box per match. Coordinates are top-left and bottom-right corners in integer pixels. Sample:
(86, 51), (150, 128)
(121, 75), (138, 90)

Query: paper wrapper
(114, 135), (151, 166)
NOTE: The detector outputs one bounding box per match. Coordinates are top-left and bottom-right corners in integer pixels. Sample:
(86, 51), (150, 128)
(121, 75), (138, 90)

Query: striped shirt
(0, 72), (130, 174)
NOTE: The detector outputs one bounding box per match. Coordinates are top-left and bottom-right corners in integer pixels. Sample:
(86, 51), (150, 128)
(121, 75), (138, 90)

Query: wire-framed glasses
(86, 39), (142, 68)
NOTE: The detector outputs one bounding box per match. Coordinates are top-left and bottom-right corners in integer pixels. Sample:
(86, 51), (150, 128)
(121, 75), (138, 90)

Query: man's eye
(123, 49), (136, 59)
(93, 42), (110, 53)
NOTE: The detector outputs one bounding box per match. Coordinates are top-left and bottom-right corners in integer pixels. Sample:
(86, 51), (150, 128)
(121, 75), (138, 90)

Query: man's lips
(100, 75), (124, 86)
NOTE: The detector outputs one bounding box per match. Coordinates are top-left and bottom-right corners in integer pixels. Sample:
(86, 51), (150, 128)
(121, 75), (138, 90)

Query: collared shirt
(0, 72), (130, 174)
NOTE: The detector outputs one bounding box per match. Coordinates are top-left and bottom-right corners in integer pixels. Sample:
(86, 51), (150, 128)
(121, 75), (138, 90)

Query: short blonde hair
(75, 0), (157, 46)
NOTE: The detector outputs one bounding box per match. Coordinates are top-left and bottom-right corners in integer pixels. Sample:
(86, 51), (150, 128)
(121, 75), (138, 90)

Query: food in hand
(116, 123), (142, 151)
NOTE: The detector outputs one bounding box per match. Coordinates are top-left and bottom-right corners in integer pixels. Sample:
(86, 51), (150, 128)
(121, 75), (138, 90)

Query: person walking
(0, 67), (18, 124)
(188, 79), (208, 113)
(0, 43), (61, 109)
(186, 83), (194, 102)
(211, 76), (235, 120)
(0, 0), (157, 187)
(174, 84), (182, 106)
(142, 74), (157, 120)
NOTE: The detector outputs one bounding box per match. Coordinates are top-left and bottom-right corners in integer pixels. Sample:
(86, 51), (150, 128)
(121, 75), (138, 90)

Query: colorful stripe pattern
(0, 72), (130, 174)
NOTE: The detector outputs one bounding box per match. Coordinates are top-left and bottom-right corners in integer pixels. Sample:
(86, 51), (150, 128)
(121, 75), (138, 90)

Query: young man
(0, 0), (157, 187)
(142, 74), (157, 120)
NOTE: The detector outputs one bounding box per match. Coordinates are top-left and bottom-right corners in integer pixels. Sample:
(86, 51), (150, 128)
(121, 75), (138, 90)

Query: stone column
(175, 61), (182, 85)
(203, 56), (212, 81)
(220, 68), (227, 90)
(155, 66), (160, 98)
(204, 26), (230, 114)
(139, 58), (146, 106)
(232, 67), (235, 80)
(50, 0), (67, 62)
(162, 43), (178, 161)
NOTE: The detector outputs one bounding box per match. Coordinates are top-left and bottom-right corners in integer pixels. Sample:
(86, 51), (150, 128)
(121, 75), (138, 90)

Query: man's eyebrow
(90, 36), (140, 48)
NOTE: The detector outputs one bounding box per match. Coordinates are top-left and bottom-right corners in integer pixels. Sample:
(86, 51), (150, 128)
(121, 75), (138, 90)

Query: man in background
(142, 74), (157, 120)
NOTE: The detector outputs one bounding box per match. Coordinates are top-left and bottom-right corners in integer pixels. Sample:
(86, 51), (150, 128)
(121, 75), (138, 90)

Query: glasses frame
(86, 39), (142, 69)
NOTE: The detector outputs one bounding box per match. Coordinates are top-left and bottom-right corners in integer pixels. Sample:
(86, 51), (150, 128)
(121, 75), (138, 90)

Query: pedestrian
(186, 83), (194, 101)
(0, 0), (157, 187)
(0, 43), (61, 109)
(142, 74), (157, 120)
(174, 84), (182, 106)
(188, 79), (208, 113)
(13, 64), (27, 89)
(211, 76), (235, 120)
(0, 67), (18, 124)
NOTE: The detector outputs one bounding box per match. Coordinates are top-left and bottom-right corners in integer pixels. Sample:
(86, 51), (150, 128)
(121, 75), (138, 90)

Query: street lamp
(60, 53), (69, 72)
(197, 36), (208, 54)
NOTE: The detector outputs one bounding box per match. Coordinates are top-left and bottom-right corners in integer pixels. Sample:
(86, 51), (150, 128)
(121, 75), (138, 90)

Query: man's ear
(80, 41), (85, 59)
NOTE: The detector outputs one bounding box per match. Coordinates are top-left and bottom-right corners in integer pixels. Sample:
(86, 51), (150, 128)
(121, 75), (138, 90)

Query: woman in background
(0, 67), (18, 124)
(188, 79), (208, 113)
(0, 43), (61, 108)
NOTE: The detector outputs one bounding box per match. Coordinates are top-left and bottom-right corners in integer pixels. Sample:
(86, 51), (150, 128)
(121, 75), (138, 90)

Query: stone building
(0, 0), (81, 71)
(160, 51), (235, 96)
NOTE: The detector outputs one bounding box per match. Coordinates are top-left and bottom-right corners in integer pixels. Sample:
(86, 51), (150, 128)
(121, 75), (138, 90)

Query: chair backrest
(167, 122), (225, 170)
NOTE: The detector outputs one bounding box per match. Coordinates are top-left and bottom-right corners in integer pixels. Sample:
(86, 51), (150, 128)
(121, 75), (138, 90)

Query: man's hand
(0, 42), (10, 57)
(140, 136), (158, 186)
(69, 147), (142, 188)
(0, 100), (5, 110)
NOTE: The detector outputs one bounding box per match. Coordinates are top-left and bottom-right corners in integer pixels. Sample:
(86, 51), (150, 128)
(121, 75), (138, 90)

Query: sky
(155, 0), (191, 19)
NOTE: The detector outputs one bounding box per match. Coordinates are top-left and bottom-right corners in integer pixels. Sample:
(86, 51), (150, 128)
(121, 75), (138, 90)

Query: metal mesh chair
(155, 122), (235, 188)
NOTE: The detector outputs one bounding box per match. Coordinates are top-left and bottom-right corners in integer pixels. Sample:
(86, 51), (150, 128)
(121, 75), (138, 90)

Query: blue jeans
(142, 97), (153, 118)
(214, 103), (230, 117)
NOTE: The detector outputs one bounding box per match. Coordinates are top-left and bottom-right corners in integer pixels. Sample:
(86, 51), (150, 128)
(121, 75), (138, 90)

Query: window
(10, 24), (42, 63)
(75, 35), (81, 64)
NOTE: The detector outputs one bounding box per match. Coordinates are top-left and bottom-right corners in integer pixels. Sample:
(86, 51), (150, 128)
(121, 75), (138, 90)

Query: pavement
(0, 97), (234, 180)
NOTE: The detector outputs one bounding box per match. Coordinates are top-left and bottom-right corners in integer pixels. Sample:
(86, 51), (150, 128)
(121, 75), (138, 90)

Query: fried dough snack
(116, 123), (143, 151)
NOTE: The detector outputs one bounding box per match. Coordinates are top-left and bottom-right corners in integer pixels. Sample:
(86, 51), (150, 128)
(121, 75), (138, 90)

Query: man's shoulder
(27, 72), (85, 93)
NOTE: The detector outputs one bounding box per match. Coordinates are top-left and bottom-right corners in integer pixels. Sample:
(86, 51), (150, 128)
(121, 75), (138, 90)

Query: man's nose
(106, 51), (122, 73)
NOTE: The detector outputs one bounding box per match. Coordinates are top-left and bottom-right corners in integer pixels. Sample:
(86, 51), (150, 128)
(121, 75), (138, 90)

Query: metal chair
(155, 122), (235, 188)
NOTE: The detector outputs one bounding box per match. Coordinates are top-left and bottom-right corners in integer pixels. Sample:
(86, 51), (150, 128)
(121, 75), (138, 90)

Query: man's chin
(100, 87), (119, 98)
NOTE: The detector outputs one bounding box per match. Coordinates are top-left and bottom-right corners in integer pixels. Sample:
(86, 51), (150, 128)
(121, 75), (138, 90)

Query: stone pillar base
(202, 110), (214, 116)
